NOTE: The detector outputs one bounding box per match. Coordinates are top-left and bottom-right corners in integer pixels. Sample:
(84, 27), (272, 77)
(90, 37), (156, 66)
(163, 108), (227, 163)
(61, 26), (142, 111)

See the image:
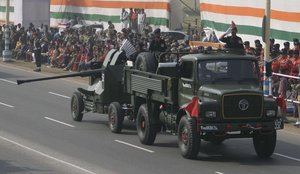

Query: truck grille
(222, 93), (263, 119)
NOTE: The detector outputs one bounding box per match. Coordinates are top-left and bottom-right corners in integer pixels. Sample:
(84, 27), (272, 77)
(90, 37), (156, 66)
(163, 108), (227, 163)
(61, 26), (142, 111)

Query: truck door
(178, 61), (196, 106)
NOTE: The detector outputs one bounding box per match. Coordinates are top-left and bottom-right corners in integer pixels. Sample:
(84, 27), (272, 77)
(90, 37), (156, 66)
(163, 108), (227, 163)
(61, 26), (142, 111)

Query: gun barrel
(17, 68), (104, 85)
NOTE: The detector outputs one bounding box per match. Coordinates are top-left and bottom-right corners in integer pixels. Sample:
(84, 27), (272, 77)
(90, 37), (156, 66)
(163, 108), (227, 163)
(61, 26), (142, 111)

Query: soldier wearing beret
(219, 22), (244, 50)
(149, 28), (167, 52)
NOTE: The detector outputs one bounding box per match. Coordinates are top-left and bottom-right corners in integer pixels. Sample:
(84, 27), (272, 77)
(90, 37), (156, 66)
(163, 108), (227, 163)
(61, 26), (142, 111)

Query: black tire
(136, 104), (157, 145)
(134, 52), (157, 73)
(71, 92), (84, 121)
(253, 130), (277, 158)
(178, 116), (200, 159)
(108, 102), (124, 133)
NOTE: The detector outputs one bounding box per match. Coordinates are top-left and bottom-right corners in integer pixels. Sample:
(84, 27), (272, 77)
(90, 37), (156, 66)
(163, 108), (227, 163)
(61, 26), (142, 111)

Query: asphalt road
(0, 62), (300, 174)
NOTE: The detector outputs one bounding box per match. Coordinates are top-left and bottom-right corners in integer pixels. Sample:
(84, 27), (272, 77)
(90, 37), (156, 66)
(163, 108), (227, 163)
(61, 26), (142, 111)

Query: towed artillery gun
(17, 47), (283, 159)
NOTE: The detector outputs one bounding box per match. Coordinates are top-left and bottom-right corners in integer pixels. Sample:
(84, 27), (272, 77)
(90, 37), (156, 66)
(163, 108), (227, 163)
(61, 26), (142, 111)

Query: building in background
(0, 0), (14, 25)
(0, 0), (50, 28)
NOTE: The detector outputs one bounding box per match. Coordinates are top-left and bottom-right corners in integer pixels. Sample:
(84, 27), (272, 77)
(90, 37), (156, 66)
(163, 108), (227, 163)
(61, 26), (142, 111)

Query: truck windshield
(197, 59), (260, 85)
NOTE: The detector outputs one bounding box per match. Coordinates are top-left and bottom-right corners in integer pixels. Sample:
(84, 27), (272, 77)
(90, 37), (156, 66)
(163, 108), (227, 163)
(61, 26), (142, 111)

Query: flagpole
(263, 0), (271, 95)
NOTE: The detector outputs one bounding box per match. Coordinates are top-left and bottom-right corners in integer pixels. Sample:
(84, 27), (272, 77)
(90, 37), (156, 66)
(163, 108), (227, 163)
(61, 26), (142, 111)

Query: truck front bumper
(200, 118), (284, 132)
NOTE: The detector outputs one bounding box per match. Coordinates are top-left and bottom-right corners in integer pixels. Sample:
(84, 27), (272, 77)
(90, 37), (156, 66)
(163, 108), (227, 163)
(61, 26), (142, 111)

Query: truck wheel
(134, 52), (157, 73)
(71, 92), (84, 121)
(178, 116), (200, 159)
(253, 130), (277, 158)
(136, 104), (157, 145)
(108, 102), (124, 133)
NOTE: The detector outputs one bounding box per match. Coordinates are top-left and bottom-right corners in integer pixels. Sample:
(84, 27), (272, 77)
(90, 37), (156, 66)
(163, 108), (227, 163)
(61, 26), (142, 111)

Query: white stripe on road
(44, 117), (75, 128)
(48, 92), (71, 99)
(0, 135), (96, 174)
(0, 78), (17, 85)
(215, 171), (224, 174)
(275, 153), (300, 162)
(115, 140), (154, 153)
(0, 101), (14, 108)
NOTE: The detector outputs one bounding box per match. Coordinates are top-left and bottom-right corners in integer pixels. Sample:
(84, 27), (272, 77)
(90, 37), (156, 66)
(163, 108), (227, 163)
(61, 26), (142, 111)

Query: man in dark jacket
(219, 23), (244, 50)
(149, 28), (167, 52)
(33, 41), (42, 72)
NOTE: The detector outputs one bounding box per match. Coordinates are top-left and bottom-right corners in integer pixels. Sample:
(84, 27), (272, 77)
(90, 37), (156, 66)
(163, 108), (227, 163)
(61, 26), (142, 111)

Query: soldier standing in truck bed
(219, 22), (244, 50)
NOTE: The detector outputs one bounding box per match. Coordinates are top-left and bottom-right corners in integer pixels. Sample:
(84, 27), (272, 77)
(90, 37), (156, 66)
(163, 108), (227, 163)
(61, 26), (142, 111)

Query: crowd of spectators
(242, 37), (300, 121)
(3, 20), (202, 72)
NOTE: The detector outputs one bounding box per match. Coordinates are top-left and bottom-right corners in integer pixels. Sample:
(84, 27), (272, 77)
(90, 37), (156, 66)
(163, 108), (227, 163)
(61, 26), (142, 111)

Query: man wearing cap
(255, 43), (264, 60)
(283, 42), (290, 52)
(219, 22), (244, 50)
(149, 28), (167, 52)
(244, 41), (254, 55)
(292, 38), (299, 51)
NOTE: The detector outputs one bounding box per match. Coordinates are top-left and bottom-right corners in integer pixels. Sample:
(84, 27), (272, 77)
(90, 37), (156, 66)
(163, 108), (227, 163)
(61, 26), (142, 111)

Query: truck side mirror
(266, 61), (272, 77)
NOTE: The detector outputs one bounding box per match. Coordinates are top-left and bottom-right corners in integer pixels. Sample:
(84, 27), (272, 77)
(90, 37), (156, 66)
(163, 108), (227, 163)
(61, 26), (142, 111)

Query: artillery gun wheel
(134, 52), (157, 73)
(71, 92), (84, 121)
(136, 104), (157, 145)
(108, 102), (124, 133)
(253, 130), (277, 158)
(178, 116), (200, 159)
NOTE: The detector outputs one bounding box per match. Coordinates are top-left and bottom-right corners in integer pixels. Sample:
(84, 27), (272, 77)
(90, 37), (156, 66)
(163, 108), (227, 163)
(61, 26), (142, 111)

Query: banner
(50, 0), (170, 31)
(200, 0), (300, 47)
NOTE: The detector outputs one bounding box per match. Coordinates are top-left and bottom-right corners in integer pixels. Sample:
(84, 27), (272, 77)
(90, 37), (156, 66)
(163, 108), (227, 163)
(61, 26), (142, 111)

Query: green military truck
(17, 49), (283, 159)
(122, 51), (283, 159)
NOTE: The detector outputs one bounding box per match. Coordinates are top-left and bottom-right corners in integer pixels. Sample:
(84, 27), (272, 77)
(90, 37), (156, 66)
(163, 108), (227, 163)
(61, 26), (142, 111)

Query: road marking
(44, 117), (75, 128)
(275, 153), (300, 162)
(0, 101), (14, 108)
(215, 171), (224, 174)
(0, 78), (17, 85)
(0, 135), (96, 174)
(48, 92), (71, 99)
(115, 140), (154, 153)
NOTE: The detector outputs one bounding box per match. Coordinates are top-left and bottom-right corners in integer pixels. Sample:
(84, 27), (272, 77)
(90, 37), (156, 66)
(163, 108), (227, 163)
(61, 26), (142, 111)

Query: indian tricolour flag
(200, 0), (300, 47)
(50, 0), (170, 31)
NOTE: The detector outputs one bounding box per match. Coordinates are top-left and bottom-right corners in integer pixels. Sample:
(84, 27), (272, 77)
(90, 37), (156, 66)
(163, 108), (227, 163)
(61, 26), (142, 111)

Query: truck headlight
(205, 111), (216, 118)
(266, 110), (276, 117)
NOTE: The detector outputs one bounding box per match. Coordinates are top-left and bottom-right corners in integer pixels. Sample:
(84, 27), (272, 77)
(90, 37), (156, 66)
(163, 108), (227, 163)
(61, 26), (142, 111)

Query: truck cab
(178, 51), (280, 127)
(172, 51), (283, 159)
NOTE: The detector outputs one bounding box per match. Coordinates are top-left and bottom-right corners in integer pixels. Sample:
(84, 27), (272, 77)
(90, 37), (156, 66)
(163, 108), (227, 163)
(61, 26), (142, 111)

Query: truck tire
(178, 116), (200, 159)
(71, 92), (84, 121)
(136, 104), (157, 145)
(253, 130), (277, 158)
(108, 102), (124, 133)
(134, 52), (157, 73)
